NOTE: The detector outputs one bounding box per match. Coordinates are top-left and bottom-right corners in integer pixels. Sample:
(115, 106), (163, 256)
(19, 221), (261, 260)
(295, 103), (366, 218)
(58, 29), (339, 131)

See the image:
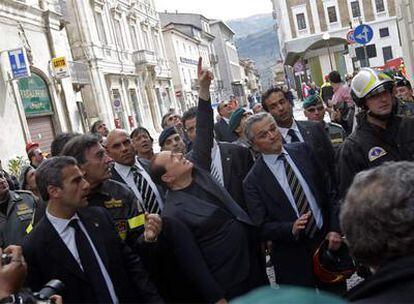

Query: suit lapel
(296, 120), (311, 143)
(78, 213), (110, 269)
(258, 157), (298, 219)
(42, 218), (87, 281)
(194, 168), (253, 225)
(218, 144), (232, 188)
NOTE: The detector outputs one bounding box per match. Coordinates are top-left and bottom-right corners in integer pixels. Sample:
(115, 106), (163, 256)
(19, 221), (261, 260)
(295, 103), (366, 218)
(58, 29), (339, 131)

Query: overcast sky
(154, 0), (272, 21)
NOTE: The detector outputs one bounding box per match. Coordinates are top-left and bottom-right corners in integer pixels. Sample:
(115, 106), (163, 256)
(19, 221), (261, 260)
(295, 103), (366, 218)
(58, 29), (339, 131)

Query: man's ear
(47, 185), (61, 200)
(161, 172), (173, 184)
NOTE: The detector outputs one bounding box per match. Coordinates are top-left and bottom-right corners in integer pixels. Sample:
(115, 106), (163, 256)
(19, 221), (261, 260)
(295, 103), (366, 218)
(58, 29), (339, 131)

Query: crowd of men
(1, 57), (414, 303)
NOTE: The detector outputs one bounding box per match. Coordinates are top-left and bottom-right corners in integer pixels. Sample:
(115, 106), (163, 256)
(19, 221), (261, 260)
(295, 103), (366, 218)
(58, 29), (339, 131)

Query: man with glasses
(26, 142), (44, 169)
(303, 95), (346, 149)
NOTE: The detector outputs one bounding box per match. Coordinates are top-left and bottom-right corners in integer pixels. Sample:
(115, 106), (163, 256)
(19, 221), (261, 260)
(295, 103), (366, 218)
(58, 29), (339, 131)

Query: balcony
(209, 53), (218, 64)
(132, 50), (157, 67)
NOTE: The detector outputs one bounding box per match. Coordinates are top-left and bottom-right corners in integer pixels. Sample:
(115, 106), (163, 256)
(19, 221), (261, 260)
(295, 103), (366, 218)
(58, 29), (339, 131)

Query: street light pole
(323, 32), (334, 71)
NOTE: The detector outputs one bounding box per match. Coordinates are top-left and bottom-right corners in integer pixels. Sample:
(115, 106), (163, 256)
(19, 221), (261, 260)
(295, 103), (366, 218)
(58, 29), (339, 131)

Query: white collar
(114, 158), (144, 178)
(262, 148), (288, 164)
(278, 120), (299, 138)
(46, 209), (80, 234)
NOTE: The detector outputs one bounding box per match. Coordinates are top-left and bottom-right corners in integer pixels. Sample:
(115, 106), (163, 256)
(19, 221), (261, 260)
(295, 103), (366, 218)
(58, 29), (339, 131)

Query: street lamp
(323, 32), (334, 71)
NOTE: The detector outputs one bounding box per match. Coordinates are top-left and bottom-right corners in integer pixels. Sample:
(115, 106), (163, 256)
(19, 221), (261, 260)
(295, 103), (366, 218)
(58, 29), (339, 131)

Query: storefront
(18, 72), (55, 152)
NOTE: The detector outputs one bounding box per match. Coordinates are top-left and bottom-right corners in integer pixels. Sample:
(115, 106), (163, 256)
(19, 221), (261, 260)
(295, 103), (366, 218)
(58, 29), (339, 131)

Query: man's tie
(287, 129), (300, 143)
(69, 219), (113, 303)
(278, 154), (318, 238)
(211, 161), (224, 186)
(131, 166), (160, 214)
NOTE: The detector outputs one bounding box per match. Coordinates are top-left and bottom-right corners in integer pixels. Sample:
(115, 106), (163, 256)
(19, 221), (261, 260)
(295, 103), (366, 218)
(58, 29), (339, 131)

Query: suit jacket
(22, 207), (162, 304)
(243, 143), (339, 287)
(187, 100), (254, 210)
(110, 158), (166, 206)
(296, 120), (338, 202)
(214, 119), (238, 142)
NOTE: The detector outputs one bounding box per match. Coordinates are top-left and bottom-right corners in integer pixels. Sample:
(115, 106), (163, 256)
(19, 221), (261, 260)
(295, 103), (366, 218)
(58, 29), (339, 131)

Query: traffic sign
(51, 56), (69, 78)
(354, 24), (374, 45)
(346, 29), (355, 44)
(8, 48), (30, 79)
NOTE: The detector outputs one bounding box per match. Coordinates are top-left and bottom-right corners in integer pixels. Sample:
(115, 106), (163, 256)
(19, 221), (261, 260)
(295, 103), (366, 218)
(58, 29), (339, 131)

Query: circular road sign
(354, 24), (374, 45)
(346, 29), (355, 44)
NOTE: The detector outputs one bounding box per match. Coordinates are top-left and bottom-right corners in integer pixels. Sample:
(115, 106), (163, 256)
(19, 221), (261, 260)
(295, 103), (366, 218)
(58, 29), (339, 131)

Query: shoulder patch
(368, 146), (387, 162)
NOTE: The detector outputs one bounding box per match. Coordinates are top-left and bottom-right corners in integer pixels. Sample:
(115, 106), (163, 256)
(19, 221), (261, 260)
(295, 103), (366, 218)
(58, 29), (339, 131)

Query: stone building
(0, 0), (85, 162)
(396, 0), (414, 80)
(272, 0), (402, 89)
(65, 0), (177, 134)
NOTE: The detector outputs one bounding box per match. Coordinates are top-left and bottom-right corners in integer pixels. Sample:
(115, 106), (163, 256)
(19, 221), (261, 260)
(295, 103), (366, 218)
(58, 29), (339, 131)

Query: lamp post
(323, 32), (334, 71)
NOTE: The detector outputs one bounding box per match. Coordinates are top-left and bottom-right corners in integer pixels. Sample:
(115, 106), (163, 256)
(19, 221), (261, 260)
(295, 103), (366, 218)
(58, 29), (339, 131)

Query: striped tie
(211, 161), (224, 186)
(278, 154), (318, 238)
(131, 166), (160, 214)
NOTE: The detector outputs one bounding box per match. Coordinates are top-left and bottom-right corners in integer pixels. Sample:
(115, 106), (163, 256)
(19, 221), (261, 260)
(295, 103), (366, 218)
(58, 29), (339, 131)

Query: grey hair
(35, 156), (78, 202)
(244, 112), (275, 143)
(340, 161), (414, 267)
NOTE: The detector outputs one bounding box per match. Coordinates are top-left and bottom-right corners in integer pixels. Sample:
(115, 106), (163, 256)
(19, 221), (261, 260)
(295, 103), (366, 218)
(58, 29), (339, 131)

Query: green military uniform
(324, 121), (346, 149)
(87, 179), (145, 250)
(0, 190), (38, 247)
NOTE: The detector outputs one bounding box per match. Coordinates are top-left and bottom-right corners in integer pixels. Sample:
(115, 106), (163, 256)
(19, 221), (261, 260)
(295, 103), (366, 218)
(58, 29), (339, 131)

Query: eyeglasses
(306, 106), (325, 113)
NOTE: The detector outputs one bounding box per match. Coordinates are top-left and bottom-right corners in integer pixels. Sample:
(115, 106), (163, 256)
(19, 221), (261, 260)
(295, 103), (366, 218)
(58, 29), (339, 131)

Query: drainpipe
(43, 7), (74, 132)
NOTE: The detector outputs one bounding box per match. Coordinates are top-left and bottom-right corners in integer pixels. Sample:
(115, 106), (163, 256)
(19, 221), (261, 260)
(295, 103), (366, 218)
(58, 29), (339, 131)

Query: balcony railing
(132, 50), (157, 67)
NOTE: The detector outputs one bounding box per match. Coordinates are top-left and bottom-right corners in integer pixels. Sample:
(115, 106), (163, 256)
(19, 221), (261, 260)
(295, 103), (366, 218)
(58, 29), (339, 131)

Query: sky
(154, 0), (272, 21)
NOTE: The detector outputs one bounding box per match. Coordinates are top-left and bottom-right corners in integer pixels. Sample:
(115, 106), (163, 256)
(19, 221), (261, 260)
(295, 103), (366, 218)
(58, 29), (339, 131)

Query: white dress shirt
(278, 120), (304, 143)
(114, 159), (164, 212)
(46, 210), (119, 303)
(211, 141), (224, 186)
(262, 149), (323, 228)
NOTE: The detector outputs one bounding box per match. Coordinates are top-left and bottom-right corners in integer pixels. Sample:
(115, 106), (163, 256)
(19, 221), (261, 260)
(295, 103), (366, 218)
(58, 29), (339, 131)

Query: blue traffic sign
(354, 24), (374, 45)
(8, 48), (29, 79)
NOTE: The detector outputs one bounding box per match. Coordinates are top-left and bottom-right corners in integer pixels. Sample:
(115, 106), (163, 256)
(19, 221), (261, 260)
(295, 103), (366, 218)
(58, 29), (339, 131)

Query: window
(383, 46), (393, 62)
(130, 25), (139, 50)
(94, 11), (107, 45)
(114, 19), (125, 49)
(182, 68), (187, 84)
(296, 13), (307, 30)
(356, 44), (377, 66)
(379, 27), (389, 37)
(350, 1), (361, 18)
(327, 6), (338, 23)
(375, 0), (385, 12)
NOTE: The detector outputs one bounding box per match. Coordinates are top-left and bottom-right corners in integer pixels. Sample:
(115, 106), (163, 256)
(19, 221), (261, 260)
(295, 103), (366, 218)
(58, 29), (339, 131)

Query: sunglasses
(306, 106), (324, 113)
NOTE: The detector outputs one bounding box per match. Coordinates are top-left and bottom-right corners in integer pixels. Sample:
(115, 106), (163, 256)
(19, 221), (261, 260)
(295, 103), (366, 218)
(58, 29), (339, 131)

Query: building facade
(210, 20), (244, 101)
(396, 0), (414, 80)
(239, 59), (261, 105)
(0, 0), (85, 163)
(65, 0), (177, 135)
(159, 13), (222, 104)
(272, 0), (403, 89)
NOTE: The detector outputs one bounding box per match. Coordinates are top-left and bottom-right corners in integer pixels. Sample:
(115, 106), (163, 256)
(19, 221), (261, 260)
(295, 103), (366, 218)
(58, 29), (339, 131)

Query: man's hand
(143, 213), (162, 242)
(330, 108), (342, 122)
(197, 57), (214, 101)
(0, 246), (27, 299)
(326, 232), (342, 251)
(292, 211), (310, 237)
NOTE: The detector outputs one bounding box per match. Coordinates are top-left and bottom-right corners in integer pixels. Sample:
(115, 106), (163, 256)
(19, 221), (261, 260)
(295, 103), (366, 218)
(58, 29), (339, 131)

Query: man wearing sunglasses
(303, 95), (346, 150)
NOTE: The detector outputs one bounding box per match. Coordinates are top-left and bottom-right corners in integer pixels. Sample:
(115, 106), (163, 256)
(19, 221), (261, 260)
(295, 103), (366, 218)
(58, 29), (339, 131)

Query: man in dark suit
(214, 101), (238, 142)
(22, 156), (162, 303)
(149, 58), (264, 301)
(182, 106), (254, 211)
(262, 87), (338, 202)
(243, 112), (342, 288)
(106, 129), (165, 215)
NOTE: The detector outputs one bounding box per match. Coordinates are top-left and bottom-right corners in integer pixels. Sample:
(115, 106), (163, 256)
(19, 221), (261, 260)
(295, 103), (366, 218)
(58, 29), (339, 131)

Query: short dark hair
(90, 120), (103, 134)
(35, 156), (77, 201)
(51, 133), (80, 157)
(341, 161), (414, 267)
(130, 127), (153, 142)
(261, 87), (286, 112)
(182, 107), (197, 128)
(161, 112), (174, 129)
(328, 71), (342, 84)
(149, 159), (167, 188)
(60, 134), (100, 165)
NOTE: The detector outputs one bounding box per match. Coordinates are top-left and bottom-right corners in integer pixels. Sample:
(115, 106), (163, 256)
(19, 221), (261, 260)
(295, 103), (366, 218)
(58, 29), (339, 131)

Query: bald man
(106, 129), (165, 214)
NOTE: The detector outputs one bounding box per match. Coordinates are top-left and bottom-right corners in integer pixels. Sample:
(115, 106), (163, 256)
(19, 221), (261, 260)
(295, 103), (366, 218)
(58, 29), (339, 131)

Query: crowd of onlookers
(1, 59), (414, 304)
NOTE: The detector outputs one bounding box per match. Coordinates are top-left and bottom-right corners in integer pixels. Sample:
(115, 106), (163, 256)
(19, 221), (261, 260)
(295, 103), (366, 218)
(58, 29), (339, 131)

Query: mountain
(227, 14), (281, 89)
